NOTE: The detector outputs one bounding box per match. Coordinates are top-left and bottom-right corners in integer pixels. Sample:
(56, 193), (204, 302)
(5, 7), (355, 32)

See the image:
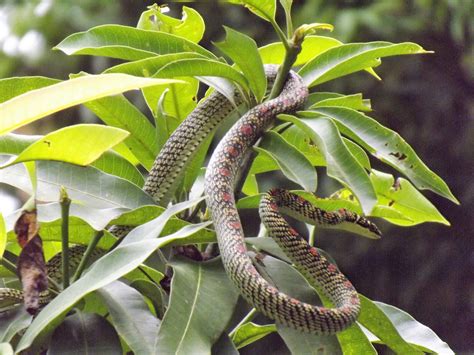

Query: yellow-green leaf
(0, 74), (183, 135)
(1, 124), (129, 168)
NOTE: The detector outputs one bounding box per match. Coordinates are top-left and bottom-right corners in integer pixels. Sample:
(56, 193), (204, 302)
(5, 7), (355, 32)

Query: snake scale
(1, 65), (381, 334)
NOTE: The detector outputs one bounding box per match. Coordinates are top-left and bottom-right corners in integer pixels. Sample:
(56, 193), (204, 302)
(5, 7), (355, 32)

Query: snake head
(338, 209), (382, 239)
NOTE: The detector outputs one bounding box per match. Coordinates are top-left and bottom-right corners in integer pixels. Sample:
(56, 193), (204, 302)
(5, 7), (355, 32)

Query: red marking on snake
(343, 280), (353, 289)
(236, 244), (247, 254)
(228, 221), (241, 229)
(240, 124), (253, 135)
(309, 247), (319, 256)
(290, 298), (301, 305)
(296, 195), (306, 204)
(219, 168), (231, 177)
(327, 264), (337, 273)
(269, 202), (278, 211)
(267, 285), (278, 294)
(259, 106), (268, 115)
(350, 295), (359, 305)
(247, 264), (258, 275)
(225, 145), (239, 157)
(222, 192), (233, 202)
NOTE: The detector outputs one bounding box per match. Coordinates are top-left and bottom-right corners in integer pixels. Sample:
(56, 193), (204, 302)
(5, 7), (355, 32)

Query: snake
(0, 65), (381, 334)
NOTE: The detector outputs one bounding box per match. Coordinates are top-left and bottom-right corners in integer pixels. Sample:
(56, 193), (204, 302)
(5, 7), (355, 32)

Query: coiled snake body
(1, 65), (381, 334)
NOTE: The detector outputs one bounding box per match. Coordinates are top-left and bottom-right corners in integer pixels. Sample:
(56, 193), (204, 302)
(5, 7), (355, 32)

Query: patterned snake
(1, 65), (381, 334)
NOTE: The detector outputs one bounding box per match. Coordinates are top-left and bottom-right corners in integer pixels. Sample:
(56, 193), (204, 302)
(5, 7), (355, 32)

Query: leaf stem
(60, 187), (71, 288)
(228, 308), (258, 338)
(270, 19), (289, 51)
(71, 231), (104, 282)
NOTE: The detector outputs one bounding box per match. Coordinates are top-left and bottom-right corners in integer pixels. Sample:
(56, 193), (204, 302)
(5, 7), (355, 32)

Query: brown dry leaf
(14, 210), (48, 314)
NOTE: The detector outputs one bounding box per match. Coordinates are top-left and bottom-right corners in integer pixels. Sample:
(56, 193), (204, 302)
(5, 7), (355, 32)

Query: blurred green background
(0, 0), (472, 352)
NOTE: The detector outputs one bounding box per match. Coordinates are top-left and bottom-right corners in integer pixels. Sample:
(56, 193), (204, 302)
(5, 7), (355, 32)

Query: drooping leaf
(373, 301), (454, 354)
(55, 25), (215, 60)
(357, 295), (423, 354)
(303, 107), (458, 203)
(0, 159), (154, 209)
(215, 26), (266, 102)
(256, 131), (317, 191)
(0, 133), (144, 187)
(259, 35), (342, 66)
(0, 307), (32, 343)
(231, 322), (277, 349)
(138, 5), (205, 43)
(0, 343), (13, 355)
(48, 311), (122, 354)
(96, 281), (160, 355)
(155, 258), (239, 354)
(0, 74), (182, 135)
(227, 0), (276, 22)
(0, 124), (128, 169)
(0, 76), (59, 104)
(279, 114), (377, 214)
(299, 41), (429, 87)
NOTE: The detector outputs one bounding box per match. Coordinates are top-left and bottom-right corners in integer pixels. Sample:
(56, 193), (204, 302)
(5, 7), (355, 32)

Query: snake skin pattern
(1, 65), (382, 335)
(204, 66), (380, 333)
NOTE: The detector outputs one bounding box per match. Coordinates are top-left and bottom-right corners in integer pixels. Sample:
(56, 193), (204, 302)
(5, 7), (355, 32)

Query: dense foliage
(0, 1), (459, 353)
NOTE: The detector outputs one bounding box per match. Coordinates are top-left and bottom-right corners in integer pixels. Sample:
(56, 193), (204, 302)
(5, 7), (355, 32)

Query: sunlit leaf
(0, 74), (182, 135)
(0, 125), (128, 169)
(0, 133), (143, 187)
(0, 76), (59, 104)
(55, 25), (215, 60)
(299, 41), (429, 87)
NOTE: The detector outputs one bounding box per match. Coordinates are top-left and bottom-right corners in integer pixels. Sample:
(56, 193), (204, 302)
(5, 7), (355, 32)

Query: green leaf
(0, 159), (154, 209)
(304, 107), (458, 203)
(48, 311), (122, 355)
(370, 170), (449, 226)
(231, 322), (277, 349)
(0, 307), (32, 342)
(373, 301), (454, 354)
(259, 35), (342, 66)
(357, 295), (423, 354)
(105, 52), (205, 77)
(279, 114), (377, 214)
(0, 133), (144, 187)
(138, 6), (205, 44)
(0, 124), (128, 168)
(82, 94), (158, 170)
(155, 258), (239, 354)
(228, 0), (276, 22)
(154, 58), (249, 91)
(96, 281), (160, 355)
(16, 212), (205, 353)
(242, 173), (259, 196)
(310, 93), (372, 111)
(0, 213), (5, 259)
(0, 343), (13, 355)
(256, 131), (317, 191)
(215, 26), (266, 102)
(0, 76), (59, 104)
(299, 41), (429, 87)
(0, 74), (182, 135)
(55, 25), (215, 60)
